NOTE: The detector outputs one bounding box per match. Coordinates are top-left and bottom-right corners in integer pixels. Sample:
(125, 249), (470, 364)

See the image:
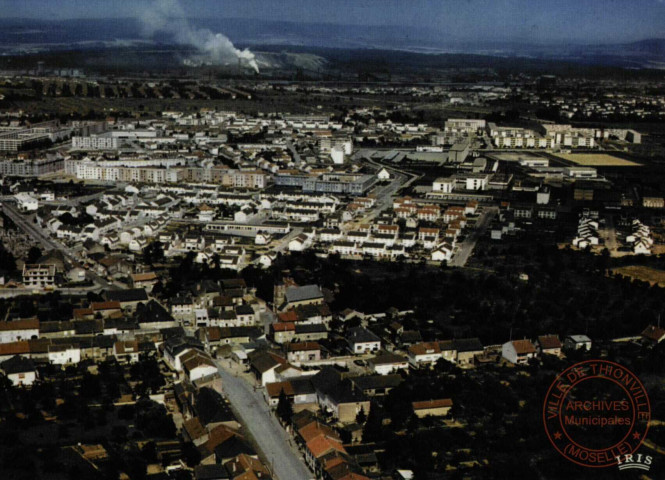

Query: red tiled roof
(0, 318), (39, 331)
(512, 339), (537, 355)
(91, 301), (121, 311)
(0, 341), (31, 356)
(307, 436), (346, 459)
(412, 398), (453, 410)
(538, 335), (562, 350)
(272, 322), (295, 332)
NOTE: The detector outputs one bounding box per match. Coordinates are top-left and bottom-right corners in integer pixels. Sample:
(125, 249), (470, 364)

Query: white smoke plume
(139, 0), (259, 72)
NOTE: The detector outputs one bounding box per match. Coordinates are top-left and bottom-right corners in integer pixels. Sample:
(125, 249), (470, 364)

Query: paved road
(286, 140), (303, 164)
(215, 361), (311, 480)
(449, 206), (497, 267)
(601, 214), (618, 254)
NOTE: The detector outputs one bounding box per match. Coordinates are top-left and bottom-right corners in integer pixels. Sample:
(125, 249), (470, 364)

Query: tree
(356, 406), (367, 424)
(276, 388), (293, 424)
(362, 402), (383, 442)
(26, 246), (42, 265)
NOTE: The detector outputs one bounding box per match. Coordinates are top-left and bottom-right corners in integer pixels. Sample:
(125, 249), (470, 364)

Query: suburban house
(536, 334), (563, 357)
(564, 334), (592, 351)
(248, 350), (288, 386)
(453, 338), (484, 366)
(0, 355), (38, 386)
(311, 367), (371, 424)
(407, 341), (456, 367)
(0, 318), (40, 343)
(502, 339), (537, 365)
(368, 351), (409, 375)
(346, 327), (381, 355)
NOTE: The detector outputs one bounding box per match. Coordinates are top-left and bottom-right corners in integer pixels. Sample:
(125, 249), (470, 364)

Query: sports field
(554, 153), (640, 167)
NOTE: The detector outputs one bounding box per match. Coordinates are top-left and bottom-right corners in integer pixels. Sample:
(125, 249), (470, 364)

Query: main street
(214, 360), (311, 480)
(448, 206), (497, 267)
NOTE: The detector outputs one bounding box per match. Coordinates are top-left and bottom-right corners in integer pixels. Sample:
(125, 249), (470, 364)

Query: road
(600, 214), (618, 254)
(272, 227), (304, 253)
(353, 155), (420, 224)
(286, 140), (303, 164)
(448, 206), (497, 267)
(215, 360), (311, 480)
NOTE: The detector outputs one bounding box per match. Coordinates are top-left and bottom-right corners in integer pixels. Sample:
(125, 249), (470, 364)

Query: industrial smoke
(140, 0), (259, 72)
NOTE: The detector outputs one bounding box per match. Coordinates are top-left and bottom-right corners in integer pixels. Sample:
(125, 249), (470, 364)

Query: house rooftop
(285, 285), (323, 304)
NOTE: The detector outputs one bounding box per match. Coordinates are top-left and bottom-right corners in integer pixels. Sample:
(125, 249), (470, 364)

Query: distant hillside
(0, 17), (662, 70)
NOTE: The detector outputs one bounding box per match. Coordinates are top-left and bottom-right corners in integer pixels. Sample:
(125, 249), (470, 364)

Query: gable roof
(537, 334), (562, 350)
(285, 285), (323, 304)
(511, 339), (537, 355)
(346, 327), (380, 345)
(453, 338), (483, 352)
(248, 350), (287, 374)
(0, 355), (36, 374)
(642, 325), (665, 343)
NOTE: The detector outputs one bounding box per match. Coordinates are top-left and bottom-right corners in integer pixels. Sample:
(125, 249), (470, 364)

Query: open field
(554, 153), (641, 166)
(611, 265), (665, 286)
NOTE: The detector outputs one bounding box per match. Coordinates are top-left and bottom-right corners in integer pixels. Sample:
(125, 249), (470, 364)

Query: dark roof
(213, 435), (255, 461)
(39, 321), (75, 334)
(105, 288), (149, 303)
(346, 327), (381, 345)
(160, 326), (186, 339)
(453, 337), (483, 352)
(248, 350), (286, 374)
(351, 374), (403, 392)
(290, 377), (316, 396)
(195, 387), (237, 426)
(285, 285), (323, 304)
(312, 367), (367, 405)
(74, 319), (104, 335)
(0, 355), (36, 374)
(295, 324), (327, 334)
(194, 464), (231, 480)
(134, 300), (174, 325)
(103, 317), (138, 331)
(235, 304), (254, 315)
(400, 330), (423, 344)
(221, 278), (247, 290)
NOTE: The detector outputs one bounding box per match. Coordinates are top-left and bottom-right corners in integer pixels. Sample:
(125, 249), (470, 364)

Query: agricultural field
(611, 265), (665, 286)
(554, 153), (641, 166)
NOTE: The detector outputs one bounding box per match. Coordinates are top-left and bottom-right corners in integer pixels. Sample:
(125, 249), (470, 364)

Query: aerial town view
(0, 1), (664, 479)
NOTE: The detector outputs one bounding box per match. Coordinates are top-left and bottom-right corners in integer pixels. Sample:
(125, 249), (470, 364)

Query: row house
(417, 205), (440, 221)
(418, 227), (440, 249)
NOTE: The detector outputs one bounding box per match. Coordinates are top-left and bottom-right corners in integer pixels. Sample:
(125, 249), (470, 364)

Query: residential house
(502, 339), (537, 365)
(0, 355), (38, 386)
(367, 351), (409, 375)
(536, 335), (563, 357)
(346, 327), (381, 355)
(286, 342), (322, 363)
(564, 334), (592, 351)
(0, 318), (40, 343)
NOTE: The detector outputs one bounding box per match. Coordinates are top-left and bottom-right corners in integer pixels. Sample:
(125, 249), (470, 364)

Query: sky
(0, 0), (664, 44)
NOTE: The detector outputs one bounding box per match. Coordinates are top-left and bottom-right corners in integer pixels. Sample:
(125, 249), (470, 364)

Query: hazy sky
(1, 0), (664, 44)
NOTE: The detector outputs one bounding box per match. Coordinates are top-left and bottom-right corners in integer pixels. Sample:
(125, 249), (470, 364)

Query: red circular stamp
(542, 359), (650, 468)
